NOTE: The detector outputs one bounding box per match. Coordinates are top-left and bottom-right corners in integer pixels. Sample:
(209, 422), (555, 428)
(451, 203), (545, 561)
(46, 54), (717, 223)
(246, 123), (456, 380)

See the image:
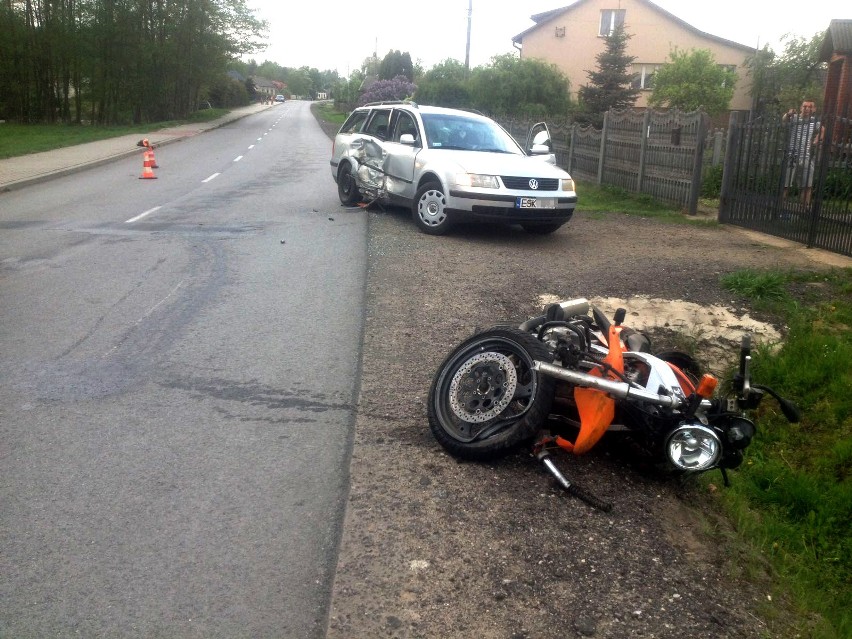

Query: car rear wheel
(337, 163), (360, 205)
(413, 181), (454, 235)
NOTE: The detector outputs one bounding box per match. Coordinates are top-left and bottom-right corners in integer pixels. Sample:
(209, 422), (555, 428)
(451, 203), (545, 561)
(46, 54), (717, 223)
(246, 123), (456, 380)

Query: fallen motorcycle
(427, 298), (800, 511)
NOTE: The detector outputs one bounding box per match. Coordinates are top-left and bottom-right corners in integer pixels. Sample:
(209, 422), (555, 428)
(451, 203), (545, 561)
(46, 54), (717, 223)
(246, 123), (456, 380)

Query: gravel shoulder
(314, 105), (851, 638)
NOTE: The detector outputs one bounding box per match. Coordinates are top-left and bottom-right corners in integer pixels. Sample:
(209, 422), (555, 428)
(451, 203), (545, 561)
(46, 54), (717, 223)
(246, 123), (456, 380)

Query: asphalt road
(0, 102), (366, 637)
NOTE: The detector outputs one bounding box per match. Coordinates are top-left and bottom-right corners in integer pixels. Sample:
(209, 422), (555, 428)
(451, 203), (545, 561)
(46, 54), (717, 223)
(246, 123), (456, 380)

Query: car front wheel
(413, 181), (454, 235)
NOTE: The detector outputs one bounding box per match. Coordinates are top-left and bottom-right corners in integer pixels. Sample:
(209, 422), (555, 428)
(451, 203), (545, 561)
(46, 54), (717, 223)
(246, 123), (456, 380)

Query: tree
(361, 54), (380, 77)
(0, 0), (268, 124)
(577, 25), (639, 126)
(244, 78), (258, 102)
(379, 50), (414, 81)
(413, 59), (471, 108)
(649, 48), (737, 116)
(746, 33), (825, 116)
(468, 54), (571, 117)
(334, 70), (365, 109)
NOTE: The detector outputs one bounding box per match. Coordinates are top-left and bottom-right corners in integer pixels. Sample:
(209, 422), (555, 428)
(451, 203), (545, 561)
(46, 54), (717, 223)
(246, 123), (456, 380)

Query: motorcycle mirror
(739, 334), (752, 373)
(779, 398), (802, 424)
(752, 384), (801, 423)
(733, 334), (752, 393)
(613, 308), (626, 326)
(545, 303), (565, 322)
(591, 305), (611, 334)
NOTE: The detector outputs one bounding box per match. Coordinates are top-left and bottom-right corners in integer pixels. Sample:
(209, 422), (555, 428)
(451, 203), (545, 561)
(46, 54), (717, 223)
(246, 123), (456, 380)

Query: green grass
(313, 101), (349, 127)
(577, 183), (718, 225)
(0, 108), (229, 159)
(714, 267), (852, 638)
(721, 269), (791, 305)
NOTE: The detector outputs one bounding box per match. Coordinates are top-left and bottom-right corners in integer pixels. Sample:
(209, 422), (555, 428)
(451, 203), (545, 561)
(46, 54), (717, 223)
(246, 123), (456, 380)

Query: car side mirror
(530, 144), (551, 155)
(399, 134), (416, 145)
(533, 131), (550, 146)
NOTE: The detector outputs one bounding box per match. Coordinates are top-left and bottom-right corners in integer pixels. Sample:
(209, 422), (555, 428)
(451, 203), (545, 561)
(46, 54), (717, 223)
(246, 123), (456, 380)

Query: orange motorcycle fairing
(570, 324), (624, 454)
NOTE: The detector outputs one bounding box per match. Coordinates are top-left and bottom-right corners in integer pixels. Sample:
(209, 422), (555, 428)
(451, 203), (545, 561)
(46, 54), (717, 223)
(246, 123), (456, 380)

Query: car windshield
(421, 113), (522, 154)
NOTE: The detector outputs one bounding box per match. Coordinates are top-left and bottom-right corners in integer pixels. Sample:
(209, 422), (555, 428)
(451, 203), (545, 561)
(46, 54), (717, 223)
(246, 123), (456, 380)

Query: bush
(823, 167), (852, 200)
(701, 163), (724, 198)
(358, 76), (417, 107)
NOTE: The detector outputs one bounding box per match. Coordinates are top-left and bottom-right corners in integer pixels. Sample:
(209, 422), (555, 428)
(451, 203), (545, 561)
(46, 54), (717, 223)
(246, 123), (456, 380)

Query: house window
(599, 9), (625, 36)
(631, 64), (660, 90)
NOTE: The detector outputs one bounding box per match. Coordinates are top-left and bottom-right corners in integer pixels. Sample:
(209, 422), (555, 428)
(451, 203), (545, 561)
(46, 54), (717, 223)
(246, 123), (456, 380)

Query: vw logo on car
(529, 179), (539, 190)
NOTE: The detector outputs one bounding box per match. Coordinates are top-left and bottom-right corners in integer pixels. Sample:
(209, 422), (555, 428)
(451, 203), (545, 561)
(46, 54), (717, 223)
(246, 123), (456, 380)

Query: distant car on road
(275, 94), (285, 103)
(330, 101), (577, 235)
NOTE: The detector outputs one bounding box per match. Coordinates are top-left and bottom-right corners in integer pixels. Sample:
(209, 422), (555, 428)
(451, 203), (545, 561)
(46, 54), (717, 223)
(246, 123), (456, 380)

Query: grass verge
(313, 101), (349, 128)
(578, 183), (718, 225)
(0, 108), (230, 159)
(714, 267), (852, 638)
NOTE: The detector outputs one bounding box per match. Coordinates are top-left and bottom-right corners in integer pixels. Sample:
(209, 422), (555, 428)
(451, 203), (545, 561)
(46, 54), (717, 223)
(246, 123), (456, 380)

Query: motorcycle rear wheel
(427, 327), (555, 461)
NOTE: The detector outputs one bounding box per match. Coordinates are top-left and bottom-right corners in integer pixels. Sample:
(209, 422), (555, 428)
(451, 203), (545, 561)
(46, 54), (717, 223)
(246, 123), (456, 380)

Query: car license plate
(516, 197), (556, 209)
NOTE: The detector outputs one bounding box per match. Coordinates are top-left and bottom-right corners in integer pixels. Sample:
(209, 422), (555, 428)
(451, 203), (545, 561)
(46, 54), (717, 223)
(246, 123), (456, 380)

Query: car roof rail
(363, 100), (419, 108)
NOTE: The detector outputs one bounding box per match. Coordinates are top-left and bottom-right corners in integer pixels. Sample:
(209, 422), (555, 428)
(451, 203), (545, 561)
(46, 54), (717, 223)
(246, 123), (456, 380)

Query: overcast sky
(244, 0), (848, 76)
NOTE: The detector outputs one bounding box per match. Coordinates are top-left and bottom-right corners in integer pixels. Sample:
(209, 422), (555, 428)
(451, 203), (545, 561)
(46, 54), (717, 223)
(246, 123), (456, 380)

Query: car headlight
(562, 178), (575, 192)
(455, 173), (499, 189)
(666, 423), (722, 471)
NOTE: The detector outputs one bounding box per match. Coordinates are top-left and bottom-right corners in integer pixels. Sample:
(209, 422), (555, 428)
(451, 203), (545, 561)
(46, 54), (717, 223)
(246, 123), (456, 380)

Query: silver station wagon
(329, 101), (578, 235)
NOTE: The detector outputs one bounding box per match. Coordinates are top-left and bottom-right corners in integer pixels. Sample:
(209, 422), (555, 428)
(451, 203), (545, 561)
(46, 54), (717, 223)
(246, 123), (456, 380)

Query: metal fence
(719, 111), (852, 257)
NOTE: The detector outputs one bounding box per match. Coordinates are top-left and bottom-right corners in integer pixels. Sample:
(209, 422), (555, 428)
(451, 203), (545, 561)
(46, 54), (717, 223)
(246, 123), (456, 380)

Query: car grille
(500, 176), (560, 191)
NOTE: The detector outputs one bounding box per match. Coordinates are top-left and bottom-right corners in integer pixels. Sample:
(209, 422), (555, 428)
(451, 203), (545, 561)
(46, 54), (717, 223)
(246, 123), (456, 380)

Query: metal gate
(719, 111), (852, 257)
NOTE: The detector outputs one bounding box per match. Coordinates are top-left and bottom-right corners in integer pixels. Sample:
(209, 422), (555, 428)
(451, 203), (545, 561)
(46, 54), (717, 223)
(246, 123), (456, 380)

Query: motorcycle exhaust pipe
(533, 360), (685, 409)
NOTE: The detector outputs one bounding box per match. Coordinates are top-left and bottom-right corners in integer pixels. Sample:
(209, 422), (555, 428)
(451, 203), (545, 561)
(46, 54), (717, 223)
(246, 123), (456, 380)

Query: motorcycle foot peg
(537, 452), (613, 512)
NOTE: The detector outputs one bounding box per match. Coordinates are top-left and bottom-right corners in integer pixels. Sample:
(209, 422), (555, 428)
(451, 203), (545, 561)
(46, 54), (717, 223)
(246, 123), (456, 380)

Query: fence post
(807, 113), (834, 248)
(597, 111), (608, 185)
(636, 109), (651, 193)
(713, 130), (724, 166)
(567, 124), (576, 174)
(687, 113), (709, 215)
(718, 111), (740, 223)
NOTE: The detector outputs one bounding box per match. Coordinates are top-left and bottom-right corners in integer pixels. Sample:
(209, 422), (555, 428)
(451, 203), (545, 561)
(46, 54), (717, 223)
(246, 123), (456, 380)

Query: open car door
(525, 122), (557, 165)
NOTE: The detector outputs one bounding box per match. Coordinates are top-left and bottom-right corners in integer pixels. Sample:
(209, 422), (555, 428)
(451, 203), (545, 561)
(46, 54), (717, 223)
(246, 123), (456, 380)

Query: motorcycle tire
(427, 326), (555, 461)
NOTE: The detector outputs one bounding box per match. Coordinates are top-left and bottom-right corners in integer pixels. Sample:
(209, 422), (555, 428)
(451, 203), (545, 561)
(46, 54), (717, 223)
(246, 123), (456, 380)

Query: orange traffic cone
(146, 143), (159, 168)
(139, 148), (157, 179)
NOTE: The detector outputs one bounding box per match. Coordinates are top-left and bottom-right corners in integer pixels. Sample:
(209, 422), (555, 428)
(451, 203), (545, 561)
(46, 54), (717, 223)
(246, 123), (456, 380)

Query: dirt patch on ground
(539, 293), (782, 375)
(313, 105), (850, 638)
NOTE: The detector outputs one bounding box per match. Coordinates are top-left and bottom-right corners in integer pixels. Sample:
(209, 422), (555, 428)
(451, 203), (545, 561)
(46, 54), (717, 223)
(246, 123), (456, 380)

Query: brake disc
(448, 351), (518, 423)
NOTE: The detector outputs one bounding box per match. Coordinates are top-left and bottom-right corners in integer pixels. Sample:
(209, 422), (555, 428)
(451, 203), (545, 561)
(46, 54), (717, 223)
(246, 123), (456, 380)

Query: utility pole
(465, 0), (472, 74)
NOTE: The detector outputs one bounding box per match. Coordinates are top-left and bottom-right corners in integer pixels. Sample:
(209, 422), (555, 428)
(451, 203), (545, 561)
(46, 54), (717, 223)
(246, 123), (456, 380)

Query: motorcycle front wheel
(427, 327), (555, 461)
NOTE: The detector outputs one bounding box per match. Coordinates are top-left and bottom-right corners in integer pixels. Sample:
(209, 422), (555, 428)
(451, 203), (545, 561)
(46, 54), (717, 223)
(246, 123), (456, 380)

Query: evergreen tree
(379, 50), (414, 81)
(578, 25), (639, 126)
